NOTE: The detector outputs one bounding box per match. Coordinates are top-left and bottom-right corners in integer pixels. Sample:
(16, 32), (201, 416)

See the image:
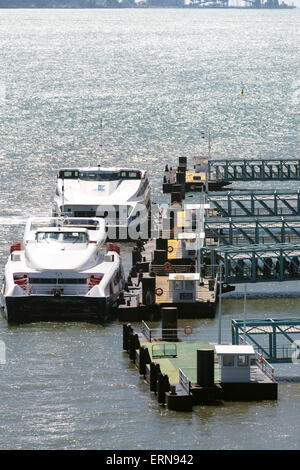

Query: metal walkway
(200, 243), (300, 283)
(207, 190), (300, 218)
(232, 318), (300, 363)
(204, 215), (300, 246)
(208, 159), (300, 182)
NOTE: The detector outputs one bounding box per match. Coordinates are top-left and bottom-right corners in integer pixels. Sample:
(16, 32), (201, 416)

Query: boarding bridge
(232, 318), (300, 363)
(204, 216), (300, 246)
(200, 243), (300, 283)
(207, 159), (300, 182)
(207, 190), (300, 218)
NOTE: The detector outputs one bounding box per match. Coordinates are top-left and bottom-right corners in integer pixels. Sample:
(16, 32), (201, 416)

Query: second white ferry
(52, 166), (151, 240)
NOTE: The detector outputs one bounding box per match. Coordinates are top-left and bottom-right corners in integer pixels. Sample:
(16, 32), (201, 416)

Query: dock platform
(117, 237), (219, 321)
(123, 323), (278, 412)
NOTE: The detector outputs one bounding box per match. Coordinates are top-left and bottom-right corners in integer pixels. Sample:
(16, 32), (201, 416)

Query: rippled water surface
(0, 8), (300, 450)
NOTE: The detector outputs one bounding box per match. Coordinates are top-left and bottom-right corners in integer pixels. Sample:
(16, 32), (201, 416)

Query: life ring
(168, 245), (174, 253)
(184, 325), (193, 335)
(259, 354), (263, 364)
(155, 287), (163, 296)
(164, 261), (173, 271)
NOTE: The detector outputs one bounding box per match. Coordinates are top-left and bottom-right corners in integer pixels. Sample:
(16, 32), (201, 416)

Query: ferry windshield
(79, 171), (119, 181)
(36, 232), (87, 243)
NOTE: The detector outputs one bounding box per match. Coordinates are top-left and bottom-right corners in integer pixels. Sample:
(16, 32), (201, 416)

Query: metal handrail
(151, 264), (197, 275)
(239, 335), (275, 380)
(179, 368), (191, 395)
(141, 326), (205, 342)
(255, 351), (275, 381)
(141, 320), (151, 342)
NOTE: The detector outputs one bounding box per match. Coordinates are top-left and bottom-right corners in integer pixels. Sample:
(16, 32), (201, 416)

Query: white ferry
(52, 166), (151, 240)
(0, 217), (125, 323)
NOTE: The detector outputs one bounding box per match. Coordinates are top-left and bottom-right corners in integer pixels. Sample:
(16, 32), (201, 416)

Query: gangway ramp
(200, 243), (300, 283)
(207, 190), (300, 218)
(208, 159), (300, 182)
(232, 318), (300, 363)
(204, 216), (300, 246)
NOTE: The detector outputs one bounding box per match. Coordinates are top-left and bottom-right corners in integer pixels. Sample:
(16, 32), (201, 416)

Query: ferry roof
(169, 273), (200, 281)
(36, 227), (87, 233)
(58, 166), (146, 174)
(214, 345), (255, 356)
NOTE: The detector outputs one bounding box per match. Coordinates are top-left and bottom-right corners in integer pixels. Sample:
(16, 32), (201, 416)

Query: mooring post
(128, 331), (136, 362)
(157, 374), (170, 404)
(196, 349), (215, 388)
(161, 306), (178, 341)
(123, 323), (132, 351)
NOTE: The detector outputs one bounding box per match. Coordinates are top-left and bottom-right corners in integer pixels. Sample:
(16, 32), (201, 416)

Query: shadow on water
(276, 376), (300, 383)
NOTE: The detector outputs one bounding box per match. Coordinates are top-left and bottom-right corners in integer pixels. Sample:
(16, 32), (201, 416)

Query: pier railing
(179, 368), (191, 395)
(254, 352), (275, 381)
(151, 264), (196, 275)
(239, 334), (275, 380)
(141, 320), (152, 342)
(140, 324), (214, 342)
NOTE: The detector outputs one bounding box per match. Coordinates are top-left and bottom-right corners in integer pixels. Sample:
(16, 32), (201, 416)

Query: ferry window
(180, 292), (193, 300)
(80, 172), (98, 181)
(59, 170), (79, 179)
(174, 280), (183, 290)
(237, 355), (249, 367)
(128, 171), (141, 179)
(120, 171), (127, 178)
(79, 171), (119, 181)
(62, 232), (87, 243)
(223, 355), (235, 367)
(185, 280), (194, 291)
(37, 232), (60, 242)
(37, 232), (87, 243)
(99, 172), (120, 181)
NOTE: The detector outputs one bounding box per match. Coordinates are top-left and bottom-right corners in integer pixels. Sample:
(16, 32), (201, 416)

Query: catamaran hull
(1, 295), (116, 324)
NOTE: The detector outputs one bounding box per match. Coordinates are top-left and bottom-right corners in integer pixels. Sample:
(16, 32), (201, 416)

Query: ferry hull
(2, 295), (114, 324)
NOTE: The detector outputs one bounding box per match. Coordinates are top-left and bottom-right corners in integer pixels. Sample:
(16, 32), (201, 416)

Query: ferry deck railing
(27, 285), (89, 295)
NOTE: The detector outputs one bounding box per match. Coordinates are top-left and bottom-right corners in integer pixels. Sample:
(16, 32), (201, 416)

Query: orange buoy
(184, 325), (193, 335)
(163, 261), (172, 271)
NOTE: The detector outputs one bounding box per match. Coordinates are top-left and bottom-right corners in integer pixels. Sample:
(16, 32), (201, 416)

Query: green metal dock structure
(163, 157), (300, 194)
(123, 322), (277, 412)
(204, 216), (300, 246)
(200, 243), (300, 283)
(232, 318), (300, 363)
(207, 158), (300, 182)
(207, 190), (300, 218)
